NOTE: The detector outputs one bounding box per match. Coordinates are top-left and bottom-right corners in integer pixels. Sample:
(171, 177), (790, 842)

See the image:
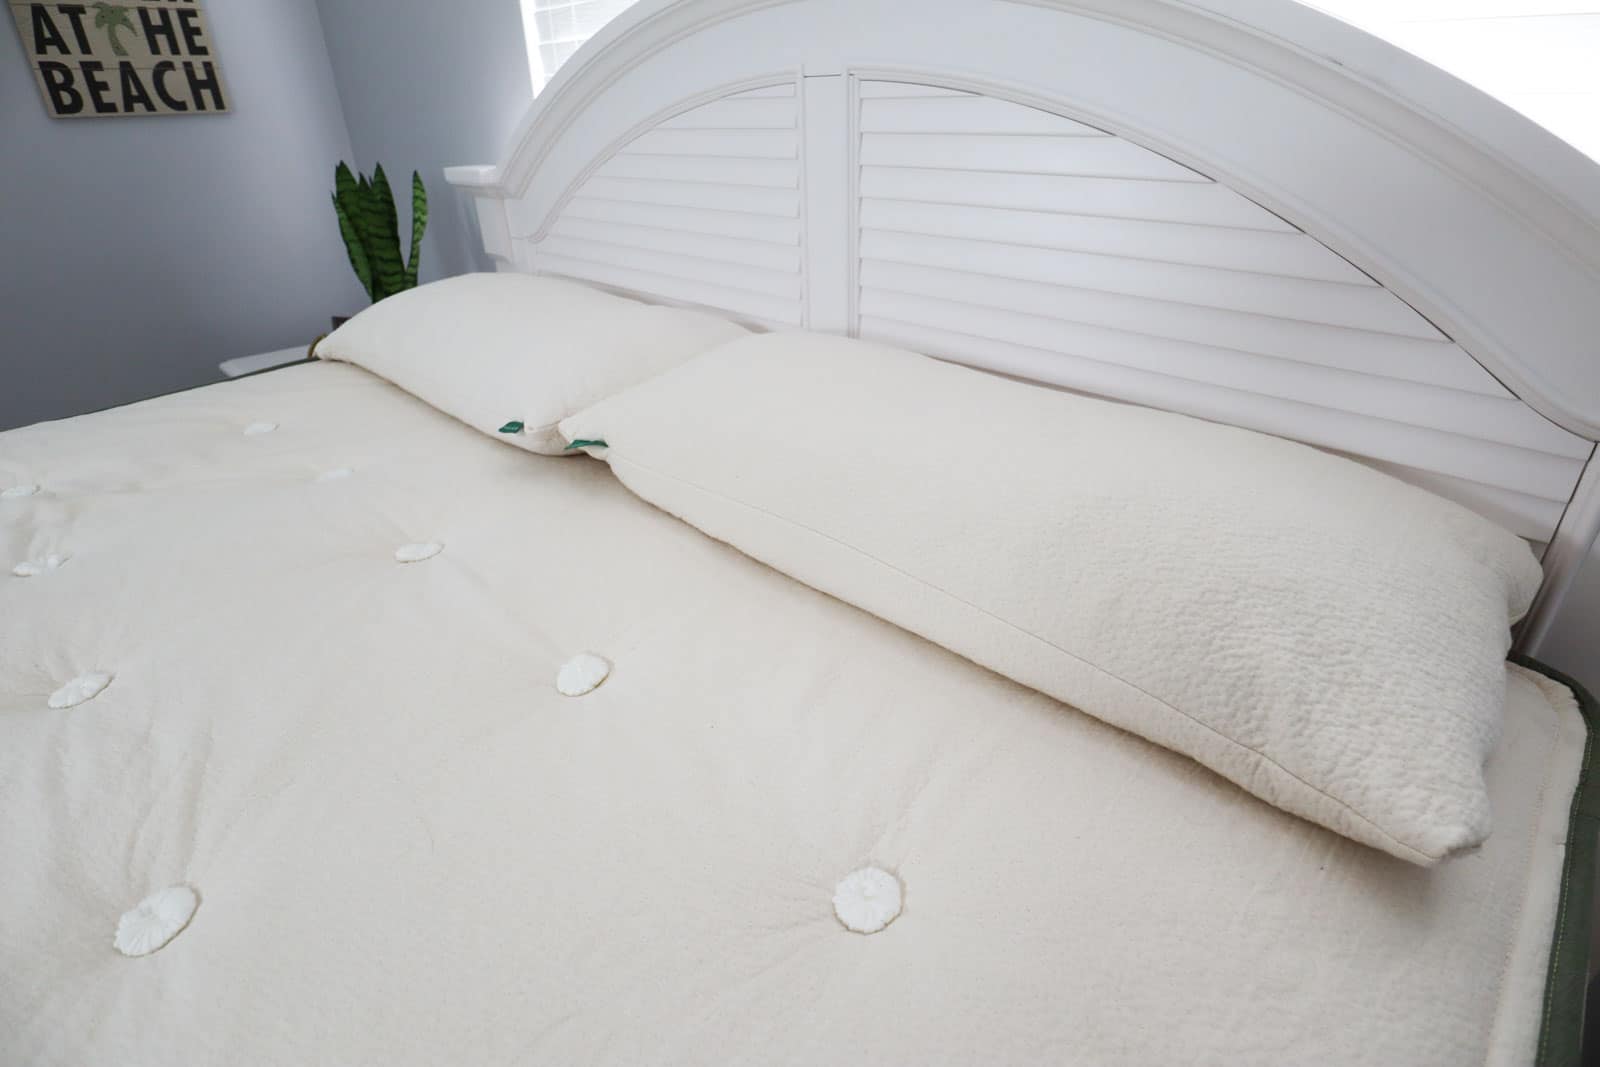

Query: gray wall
(314, 0), (533, 283)
(1543, 556), (1599, 684)
(0, 0), (365, 431)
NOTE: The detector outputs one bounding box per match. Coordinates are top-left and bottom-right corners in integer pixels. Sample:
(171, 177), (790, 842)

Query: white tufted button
(48, 671), (114, 709)
(315, 467), (354, 483)
(833, 867), (903, 934)
(12, 553), (68, 578)
(394, 542), (443, 564)
(2, 483), (40, 499)
(114, 885), (199, 957)
(556, 652), (611, 697)
(243, 421), (278, 436)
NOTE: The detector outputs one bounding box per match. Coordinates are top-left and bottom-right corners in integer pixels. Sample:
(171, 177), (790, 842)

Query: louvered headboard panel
(506, 83), (803, 328)
(449, 0), (1600, 652)
(850, 80), (1590, 545)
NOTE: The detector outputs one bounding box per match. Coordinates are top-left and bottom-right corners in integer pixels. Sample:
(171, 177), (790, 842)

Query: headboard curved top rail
(447, 0), (1600, 654)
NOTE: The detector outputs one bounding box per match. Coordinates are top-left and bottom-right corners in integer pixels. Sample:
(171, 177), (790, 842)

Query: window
(520, 0), (639, 92)
(1301, 2), (1600, 162)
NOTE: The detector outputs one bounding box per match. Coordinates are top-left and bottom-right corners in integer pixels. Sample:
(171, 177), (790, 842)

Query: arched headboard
(447, 0), (1600, 655)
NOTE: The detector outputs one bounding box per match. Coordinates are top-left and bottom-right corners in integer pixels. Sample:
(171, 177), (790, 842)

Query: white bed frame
(447, 0), (1600, 656)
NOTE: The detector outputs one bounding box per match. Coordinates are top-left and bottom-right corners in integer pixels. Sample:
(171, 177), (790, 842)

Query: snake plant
(332, 163), (427, 304)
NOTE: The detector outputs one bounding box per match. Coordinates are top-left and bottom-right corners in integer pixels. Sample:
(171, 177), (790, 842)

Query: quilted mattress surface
(0, 362), (1588, 1066)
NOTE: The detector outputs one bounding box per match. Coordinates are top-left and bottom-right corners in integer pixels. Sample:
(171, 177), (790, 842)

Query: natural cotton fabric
(561, 331), (1545, 864)
(316, 272), (747, 454)
(0, 361), (1582, 1066)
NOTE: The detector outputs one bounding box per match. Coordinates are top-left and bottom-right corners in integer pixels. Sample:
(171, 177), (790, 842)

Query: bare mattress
(1, 361), (1595, 1066)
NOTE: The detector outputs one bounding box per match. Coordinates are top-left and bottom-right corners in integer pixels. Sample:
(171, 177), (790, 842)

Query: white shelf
(219, 347), (311, 379)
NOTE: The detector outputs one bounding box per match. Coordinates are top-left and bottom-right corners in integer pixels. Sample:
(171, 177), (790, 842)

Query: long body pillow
(316, 273), (747, 454)
(561, 331), (1544, 865)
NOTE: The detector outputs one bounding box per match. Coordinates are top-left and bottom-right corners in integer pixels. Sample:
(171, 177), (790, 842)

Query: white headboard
(448, 0), (1600, 656)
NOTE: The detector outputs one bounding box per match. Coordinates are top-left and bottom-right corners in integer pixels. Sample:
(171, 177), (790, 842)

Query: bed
(6, 1), (1600, 1065)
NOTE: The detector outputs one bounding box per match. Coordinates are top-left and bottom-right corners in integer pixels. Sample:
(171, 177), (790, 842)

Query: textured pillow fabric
(560, 331), (1545, 865)
(315, 273), (747, 454)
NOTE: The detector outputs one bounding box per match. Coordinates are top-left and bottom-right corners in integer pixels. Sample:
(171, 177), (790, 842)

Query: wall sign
(9, 0), (229, 117)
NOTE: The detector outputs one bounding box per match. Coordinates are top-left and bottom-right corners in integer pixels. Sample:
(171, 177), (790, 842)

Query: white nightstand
(219, 346), (314, 379)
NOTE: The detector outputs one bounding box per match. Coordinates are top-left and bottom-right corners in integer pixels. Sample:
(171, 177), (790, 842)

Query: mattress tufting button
(114, 885), (199, 957)
(556, 652), (611, 697)
(394, 542), (443, 564)
(833, 867), (903, 934)
(315, 467), (354, 483)
(2, 483), (40, 499)
(48, 671), (113, 709)
(12, 554), (68, 577)
(243, 421), (278, 436)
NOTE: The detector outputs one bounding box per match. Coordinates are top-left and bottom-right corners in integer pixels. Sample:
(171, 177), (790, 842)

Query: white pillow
(561, 331), (1544, 865)
(315, 273), (747, 454)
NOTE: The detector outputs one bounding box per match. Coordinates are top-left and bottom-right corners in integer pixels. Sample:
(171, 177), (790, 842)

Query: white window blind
(520, 0), (639, 91)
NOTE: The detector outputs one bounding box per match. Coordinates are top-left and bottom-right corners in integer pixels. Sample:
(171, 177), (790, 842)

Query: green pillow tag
(498, 421), (525, 434)
(565, 439), (607, 451)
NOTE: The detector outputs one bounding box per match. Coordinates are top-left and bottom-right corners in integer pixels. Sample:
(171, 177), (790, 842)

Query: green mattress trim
(1518, 652), (1600, 1067)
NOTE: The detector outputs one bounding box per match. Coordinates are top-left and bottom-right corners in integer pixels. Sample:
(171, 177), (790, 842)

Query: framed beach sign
(9, 0), (229, 117)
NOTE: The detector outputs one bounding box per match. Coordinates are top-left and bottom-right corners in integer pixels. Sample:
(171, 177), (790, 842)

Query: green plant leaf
(564, 439), (608, 451)
(332, 193), (374, 301)
(364, 164), (405, 302)
(405, 170), (428, 290)
(347, 170), (384, 302)
(355, 171), (386, 300)
(498, 421), (525, 434)
(332, 164), (374, 301)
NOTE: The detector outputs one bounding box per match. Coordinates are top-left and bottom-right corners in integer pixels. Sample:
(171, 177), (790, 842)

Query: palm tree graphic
(92, 3), (137, 56)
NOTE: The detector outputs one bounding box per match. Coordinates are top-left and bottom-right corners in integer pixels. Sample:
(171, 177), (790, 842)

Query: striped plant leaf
(353, 170), (385, 298)
(332, 193), (374, 301)
(405, 170), (428, 289)
(365, 165), (405, 301)
(332, 162), (429, 305)
(332, 163), (375, 300)
(350, 172), (383, 299)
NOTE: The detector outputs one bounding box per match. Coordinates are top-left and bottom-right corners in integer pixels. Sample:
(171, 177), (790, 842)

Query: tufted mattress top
(0, 361), (1591, 1066)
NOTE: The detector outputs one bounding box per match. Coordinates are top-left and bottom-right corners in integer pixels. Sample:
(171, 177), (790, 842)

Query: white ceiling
(1304, 1), (1600, 161)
